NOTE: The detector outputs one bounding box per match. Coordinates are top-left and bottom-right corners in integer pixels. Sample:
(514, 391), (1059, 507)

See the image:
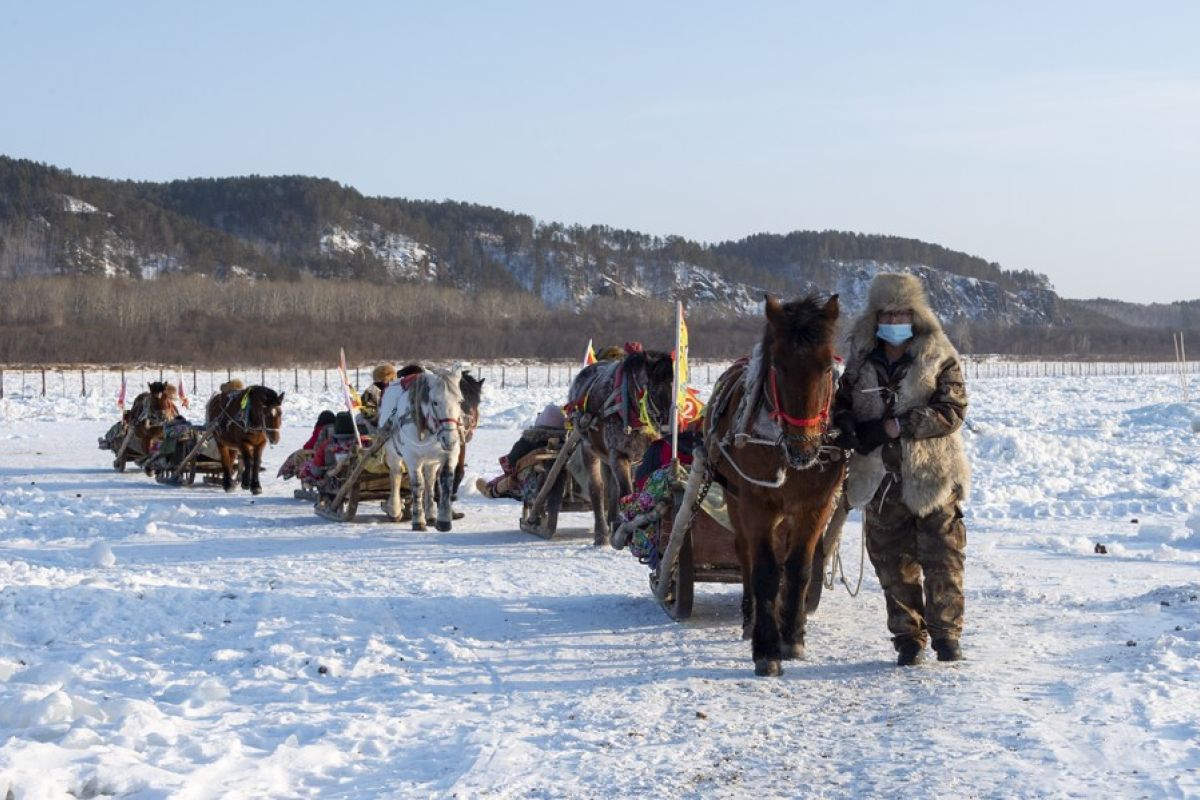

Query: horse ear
(278, 391), (285, 404)
(764, 294), (785, 328)
(824, 293), (840, 319)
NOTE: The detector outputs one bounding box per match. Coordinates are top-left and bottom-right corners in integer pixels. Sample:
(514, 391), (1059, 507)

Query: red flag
(117, 377), (126, 409)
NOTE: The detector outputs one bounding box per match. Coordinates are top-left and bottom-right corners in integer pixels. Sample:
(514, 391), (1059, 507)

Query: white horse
(379, 369), (464, 531)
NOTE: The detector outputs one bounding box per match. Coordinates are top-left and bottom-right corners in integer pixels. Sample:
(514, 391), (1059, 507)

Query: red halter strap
(768, 367), (831, 429)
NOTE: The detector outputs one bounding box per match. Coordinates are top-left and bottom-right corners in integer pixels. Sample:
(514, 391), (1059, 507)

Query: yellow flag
(584, 339), (597, 366)
(676, 306), (690, 409)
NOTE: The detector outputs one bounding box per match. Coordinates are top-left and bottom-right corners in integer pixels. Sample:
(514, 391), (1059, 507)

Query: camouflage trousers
(863, 477), (966, 648)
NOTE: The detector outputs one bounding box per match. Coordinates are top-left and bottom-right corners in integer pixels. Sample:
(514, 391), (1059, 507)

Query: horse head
(458, 370), (485, 438)
(416, 370), (464, 451)
(763, 293), (840, 469)
(624, 349), (675, 433)
(143, 381), (177, 426)
(253, 386), (286, 444)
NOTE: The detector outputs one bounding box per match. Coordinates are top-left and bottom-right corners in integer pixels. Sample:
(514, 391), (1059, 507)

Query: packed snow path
(1, 371), (1198, 798)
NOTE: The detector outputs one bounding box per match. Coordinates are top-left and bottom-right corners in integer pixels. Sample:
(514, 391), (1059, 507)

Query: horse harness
(568, 359), (663, 435)
(213, 388), (281, 438)
(704, 351), (843, 489)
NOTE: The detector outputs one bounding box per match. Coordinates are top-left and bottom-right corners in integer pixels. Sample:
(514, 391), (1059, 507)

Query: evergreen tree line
(0, 277), (1191, 365)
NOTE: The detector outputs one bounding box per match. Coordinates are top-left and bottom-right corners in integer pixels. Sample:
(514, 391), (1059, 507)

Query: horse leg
(240, 443), (253, 490)
(249, 443), (263, 495)
(582, 445), (608, 543)
(451, 446), (466, 502)
(218, 443), (236, 492)
(140, 431), (153, 475)
(435, 459), (454, 532)
(408, 458), (427, 531)
(384, 449), (403, 521)
(779, 533), (811, 661)
(750, 533), (785, 677)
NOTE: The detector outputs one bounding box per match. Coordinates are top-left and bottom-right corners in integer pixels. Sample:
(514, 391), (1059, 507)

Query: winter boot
(896, 640), (925, 667)
(932, 639), (963, 662)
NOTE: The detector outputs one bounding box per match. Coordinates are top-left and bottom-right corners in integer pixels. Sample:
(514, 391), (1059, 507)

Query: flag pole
(671, 301), (682, 467)
(339, 347), (364, 449)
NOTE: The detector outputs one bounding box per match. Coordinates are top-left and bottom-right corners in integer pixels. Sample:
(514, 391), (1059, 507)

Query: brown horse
(702, 294), (844, 676)
(566, 348), (675, 545)
(206, 385), (285, 494)
(125, 382), (178, 473)
(451, 370), (485, 501)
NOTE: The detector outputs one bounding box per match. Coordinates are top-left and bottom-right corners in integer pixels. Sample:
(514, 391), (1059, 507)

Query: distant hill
(1068, 298), (1200, 330)
(1, 155), (1063, 326)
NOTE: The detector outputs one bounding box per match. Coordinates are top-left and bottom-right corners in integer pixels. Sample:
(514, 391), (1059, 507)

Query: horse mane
(762, 295), (838, 354)
(411, 372), (432, 439)
(623, 349), (674, 384)
(251, 385), (282, 407)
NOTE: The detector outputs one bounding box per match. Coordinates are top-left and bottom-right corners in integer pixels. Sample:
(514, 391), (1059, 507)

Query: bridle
(766, 364), (834, 447)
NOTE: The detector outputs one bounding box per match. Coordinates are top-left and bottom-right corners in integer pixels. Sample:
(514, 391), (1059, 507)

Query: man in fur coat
(832, 273), (969, 666)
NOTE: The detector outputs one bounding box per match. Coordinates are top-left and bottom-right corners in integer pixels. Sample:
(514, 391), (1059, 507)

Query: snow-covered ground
(1, 368), (1198, 798)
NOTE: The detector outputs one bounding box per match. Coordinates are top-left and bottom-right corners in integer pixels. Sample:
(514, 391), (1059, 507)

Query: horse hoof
(436, 521), (452, 532)
(412, 522), (426, 532)
(251, 487), (263, 496)
(754, 659), (783, 677)
(452, 511), (465, 520)
(781, 642), (806, 661)
(593, 534), (611, 548)
(224, 486), (236, 494)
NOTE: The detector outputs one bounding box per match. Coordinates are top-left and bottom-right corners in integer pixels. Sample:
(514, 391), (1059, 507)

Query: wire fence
(0, 357), (1197, 399)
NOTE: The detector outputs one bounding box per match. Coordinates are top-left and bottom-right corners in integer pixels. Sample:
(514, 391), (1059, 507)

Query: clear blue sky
(2, 2), (1197, 302)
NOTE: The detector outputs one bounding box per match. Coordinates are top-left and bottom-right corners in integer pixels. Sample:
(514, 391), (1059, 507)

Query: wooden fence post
(81, 369), (86, 396)
(41, 368), (46, 396)
(501, 366), (506, 388)
(294, 367), (299, 392)
(0, 368), (4, 399)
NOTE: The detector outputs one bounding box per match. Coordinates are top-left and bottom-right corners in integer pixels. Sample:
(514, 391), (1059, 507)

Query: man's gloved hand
(854, 419), (890, 455)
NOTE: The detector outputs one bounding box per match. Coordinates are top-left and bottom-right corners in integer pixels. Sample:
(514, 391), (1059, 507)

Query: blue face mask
(877, 323), (913, 346)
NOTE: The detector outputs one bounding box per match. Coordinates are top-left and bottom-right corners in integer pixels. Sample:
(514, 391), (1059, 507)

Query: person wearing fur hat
(358, 363), (398, 433)
(832, 272), (970, 667)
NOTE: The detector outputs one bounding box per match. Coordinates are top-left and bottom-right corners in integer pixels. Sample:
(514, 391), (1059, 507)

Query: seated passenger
(614, 429), (702, 566)
(358, 364), (397, 432)
(279, 410), (336, 480)
(475, 403), (566, 499)
(300, 412), (365, 483)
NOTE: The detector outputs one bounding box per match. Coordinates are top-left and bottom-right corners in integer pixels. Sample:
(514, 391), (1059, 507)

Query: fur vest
(842, 330), (971, 516)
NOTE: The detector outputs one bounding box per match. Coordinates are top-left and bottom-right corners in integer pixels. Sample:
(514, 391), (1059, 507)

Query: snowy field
(1, 366), (1198, 799)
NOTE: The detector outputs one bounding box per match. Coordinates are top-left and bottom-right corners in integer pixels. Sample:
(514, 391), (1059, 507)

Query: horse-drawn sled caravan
(101, 300), (855, 677)
(100, 378), (275, 491)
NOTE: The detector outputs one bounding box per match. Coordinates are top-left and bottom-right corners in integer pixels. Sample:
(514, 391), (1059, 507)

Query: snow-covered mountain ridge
(0, 156), (1067, 325)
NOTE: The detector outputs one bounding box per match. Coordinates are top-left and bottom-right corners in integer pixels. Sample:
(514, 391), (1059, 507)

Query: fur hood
(845, 272), (943, 357)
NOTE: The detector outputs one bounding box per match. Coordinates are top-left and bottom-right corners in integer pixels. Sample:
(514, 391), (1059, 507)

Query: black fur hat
(333, 412), (355, 436)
